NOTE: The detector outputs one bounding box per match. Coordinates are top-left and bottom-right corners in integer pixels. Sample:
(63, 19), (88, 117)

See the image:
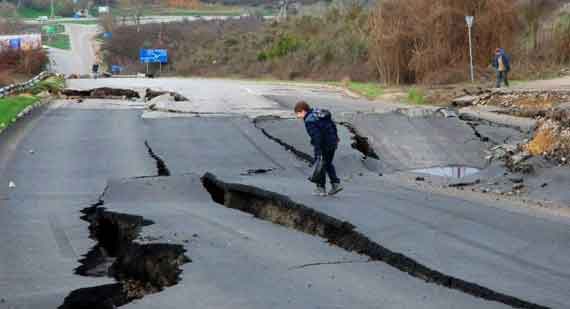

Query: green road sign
(42, 25), (57, 34)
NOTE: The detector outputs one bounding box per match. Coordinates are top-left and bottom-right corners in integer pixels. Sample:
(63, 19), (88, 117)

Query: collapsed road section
(201, 172), (548, 309)
(59, 202), (190, 309)
(62, 87), (141, 99)
(339, 122), (380, 159)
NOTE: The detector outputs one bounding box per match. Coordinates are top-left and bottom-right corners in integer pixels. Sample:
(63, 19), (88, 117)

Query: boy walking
(493, 48), (510, 88)
(294, 101), (343, 196)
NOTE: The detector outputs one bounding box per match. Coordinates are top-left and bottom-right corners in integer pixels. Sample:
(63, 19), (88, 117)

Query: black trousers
(315, 147), (340, 187)
(496, 71), (509, 88)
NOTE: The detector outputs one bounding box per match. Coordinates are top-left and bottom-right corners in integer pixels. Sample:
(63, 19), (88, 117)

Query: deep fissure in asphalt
(201, 172), (549, 309)
(465, 121), (493, 144)
(253, 118), (314, 163)
(60, 203), (190, 309)
(61, 87), (141, 99)
(144, 140), (171, 176)
(339, 122), (380, 159)
(253, 117), (380, 163)
(459, 113), (529, 145)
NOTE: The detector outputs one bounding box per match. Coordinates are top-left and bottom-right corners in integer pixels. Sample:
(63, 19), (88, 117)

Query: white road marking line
(243, 87), (261, 96)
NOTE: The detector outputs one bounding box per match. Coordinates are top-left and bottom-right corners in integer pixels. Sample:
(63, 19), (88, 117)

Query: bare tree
(119, 0), (145, 27)
(520, 0), (559, 50)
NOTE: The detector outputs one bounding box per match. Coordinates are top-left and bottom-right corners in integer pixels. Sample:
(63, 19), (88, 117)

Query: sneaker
(328, 183), (344, 196)
(313, 186), (327, 196)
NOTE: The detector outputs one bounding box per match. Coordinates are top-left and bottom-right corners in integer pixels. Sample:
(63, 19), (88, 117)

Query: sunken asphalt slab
(0, 78), (569, 308)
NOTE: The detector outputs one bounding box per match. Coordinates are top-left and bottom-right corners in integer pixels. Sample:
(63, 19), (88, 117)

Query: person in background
(493, 48), (510, 88)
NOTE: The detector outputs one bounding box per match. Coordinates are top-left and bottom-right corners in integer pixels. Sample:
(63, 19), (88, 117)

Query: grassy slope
(0, 95), (38, 128)
(17, 7), (50, 18)
(110, 5), (244, 17)
(44, 34), (70, 49)
(0, 76), (64, 129)
(344, 82), (384, 99)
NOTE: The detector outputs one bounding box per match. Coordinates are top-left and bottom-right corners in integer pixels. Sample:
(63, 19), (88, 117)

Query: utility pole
(278, 0), (289, 21)
(465, 15), (475, 82)
(50, 0), (54, 18)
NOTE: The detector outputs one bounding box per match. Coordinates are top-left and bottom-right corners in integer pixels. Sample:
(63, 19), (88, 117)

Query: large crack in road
(253, 116), (380, 164)
(339, 122), (380, 160)
(60, 201), (190, 309)
(201, 172), (549, 309)
(253, 117), (315, 163)
(144, 140), (171, 176)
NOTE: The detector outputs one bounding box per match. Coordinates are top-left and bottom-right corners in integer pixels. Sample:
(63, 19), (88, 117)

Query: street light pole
(465, 16), (475, 82)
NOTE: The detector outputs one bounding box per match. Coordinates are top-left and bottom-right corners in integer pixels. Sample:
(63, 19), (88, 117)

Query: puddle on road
(411, 166), (480, 179)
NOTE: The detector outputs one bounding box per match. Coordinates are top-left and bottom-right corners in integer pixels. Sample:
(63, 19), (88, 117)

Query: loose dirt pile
(455, 89), (570, 168)
(524, 117), (570, 165)
(455, 89), (570, 109)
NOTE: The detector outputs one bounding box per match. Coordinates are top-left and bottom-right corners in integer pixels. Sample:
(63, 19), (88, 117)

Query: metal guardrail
(0, 71), (53, 99)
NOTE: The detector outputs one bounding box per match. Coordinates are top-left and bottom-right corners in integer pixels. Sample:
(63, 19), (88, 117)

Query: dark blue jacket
(304, 108), (339, 157)
(492, 49), (511, 72)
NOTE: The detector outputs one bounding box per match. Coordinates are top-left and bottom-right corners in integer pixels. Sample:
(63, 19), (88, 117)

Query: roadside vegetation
(100, 4), (374, 81)
(407, 88), (425, 105)
(44, 33), (70, 49)
(0, 75), (64, 130)
(334, 81), (383, 99)
(97, 0), (570, 88)
(29, 75), (65, 94)
(109, 4), (243, 17)
(16, 7), (50, 18)
(0, 49), (49, 86)
(0, 19), (47, 85)
(0, 95), (38, 129)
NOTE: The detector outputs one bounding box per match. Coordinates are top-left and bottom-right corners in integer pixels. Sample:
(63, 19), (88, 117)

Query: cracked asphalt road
(1, 78), (569, 309)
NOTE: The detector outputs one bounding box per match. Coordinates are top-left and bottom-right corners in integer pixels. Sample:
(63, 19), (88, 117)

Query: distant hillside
(200, 0), (323, 7)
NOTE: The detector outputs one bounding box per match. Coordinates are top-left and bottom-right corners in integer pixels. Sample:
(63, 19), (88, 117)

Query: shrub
(264, 34), (301, 59)
(0, 49), (48, 75)
(407, 87), (425, 105)
(29, 76), (65, 94)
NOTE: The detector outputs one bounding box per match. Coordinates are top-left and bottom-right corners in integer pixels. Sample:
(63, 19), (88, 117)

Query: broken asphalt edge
(60, 198), (190, 308)
(201, 172), (549, 309)
(459, 107), (537, 132)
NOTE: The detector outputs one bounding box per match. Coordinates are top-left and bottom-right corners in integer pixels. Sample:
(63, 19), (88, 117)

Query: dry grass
(526, 123), (557, 155)
(0, 49), (49, 79)
(368, 0), (520, 85)
(525, 117), (570, 163)
(0, 70), (15, 87)
(511, 97), (555, 109)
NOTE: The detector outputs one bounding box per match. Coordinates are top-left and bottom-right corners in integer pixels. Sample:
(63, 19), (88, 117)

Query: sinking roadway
(0, 78), (569, 309)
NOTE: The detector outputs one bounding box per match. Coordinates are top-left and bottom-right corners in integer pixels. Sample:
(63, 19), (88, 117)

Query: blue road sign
(9, 38), (21, 49)
(111, 65), (123, 74)
(139, 49), (168, 64)
(103, 32), (112, 39)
